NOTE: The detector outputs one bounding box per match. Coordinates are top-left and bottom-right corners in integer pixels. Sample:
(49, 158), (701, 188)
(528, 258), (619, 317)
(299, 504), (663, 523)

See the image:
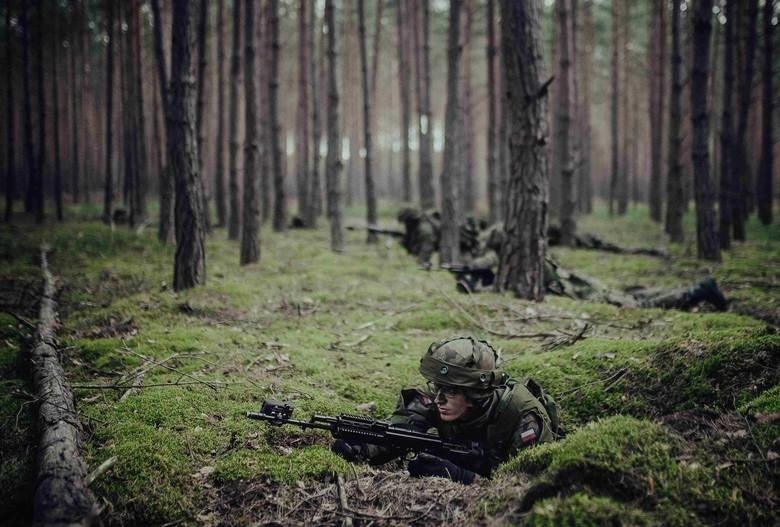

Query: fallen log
(31, 246), (99, 526)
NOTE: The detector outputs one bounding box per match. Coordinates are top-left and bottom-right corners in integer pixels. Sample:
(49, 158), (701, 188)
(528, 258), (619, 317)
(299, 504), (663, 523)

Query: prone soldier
(331, 336), (561, 483)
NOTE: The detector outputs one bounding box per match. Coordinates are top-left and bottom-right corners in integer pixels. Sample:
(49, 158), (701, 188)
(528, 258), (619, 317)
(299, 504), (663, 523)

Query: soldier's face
(435, 391), (468, 422)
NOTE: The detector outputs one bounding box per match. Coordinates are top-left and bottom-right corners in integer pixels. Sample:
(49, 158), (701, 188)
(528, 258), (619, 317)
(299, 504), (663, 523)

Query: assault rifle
(247, 399), (484, 468)
(346, 225), (405, 238)
(437, 264), (495, 292)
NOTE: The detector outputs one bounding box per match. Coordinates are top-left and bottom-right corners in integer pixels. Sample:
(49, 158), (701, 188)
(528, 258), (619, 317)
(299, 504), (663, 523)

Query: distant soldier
(457, 224), (727, 311)
(397, 208), (440, 264)
(331, 336), (561, 483)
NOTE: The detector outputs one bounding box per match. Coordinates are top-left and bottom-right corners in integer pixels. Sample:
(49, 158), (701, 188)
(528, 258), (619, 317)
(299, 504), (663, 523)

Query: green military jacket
(374, 381), (554, 476)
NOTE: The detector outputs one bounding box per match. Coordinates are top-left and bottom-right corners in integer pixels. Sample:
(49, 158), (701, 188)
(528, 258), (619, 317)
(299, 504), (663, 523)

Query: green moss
(525, 493), (653, 527)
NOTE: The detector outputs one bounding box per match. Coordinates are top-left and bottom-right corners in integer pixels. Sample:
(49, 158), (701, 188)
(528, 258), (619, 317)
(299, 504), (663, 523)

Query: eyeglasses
(427, 382), (463, 400)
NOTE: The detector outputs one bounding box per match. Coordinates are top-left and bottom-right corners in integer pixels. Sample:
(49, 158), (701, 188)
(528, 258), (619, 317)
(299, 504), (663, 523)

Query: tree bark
(22, 0), (36, 218)
(556, 0), (575, 245)
(227, 0), (241, 239)
(691, 0), (720, 261)
(486, 0), (498, 223)
(732, 0), (758, 239)
(241, 0), (260, 265)
(51, 19), (62, 221)
(103, 0), (116, 224)
(439, 0), (462, 264)
(665, 0), (685, 243)
(577, 0), (593, 214)
(609, 0), (619, 216)
(69, 1), (81, 204)
(649, 0), (666, 222)
(308, 4), (323, 224)
(397, 0), (412, 203)
(32, 247), (97, 525)
(757, 0), (774, 224)
(170, 0), (206, 290)
(296, 0), (311, 224)
(325, 0), (344, 252)
(460, 0), (475, 214)
(416, 0), (435, 209)
(130, 0), (148, 226)
(214, 0), (227, 227)
(151, 0), (174, 243)
(358, 0), (378, 243)
(269, 0), (287, 232)
(34, 0), (46, 223)
(617, 0), (630, 215)
(496, 0), (549, 301)
(195, 0), (211, 232)
(5, 1), (16, 222)
(719, 0), (736, 248)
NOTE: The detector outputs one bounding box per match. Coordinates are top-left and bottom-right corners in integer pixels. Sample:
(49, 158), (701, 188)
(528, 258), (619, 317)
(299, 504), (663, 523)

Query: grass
(0, 201), (777, 525)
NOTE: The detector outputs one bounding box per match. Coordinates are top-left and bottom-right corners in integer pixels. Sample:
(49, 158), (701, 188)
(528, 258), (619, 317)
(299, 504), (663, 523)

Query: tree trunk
(325, 0), (344, 252)
(416, 0), (435, 209)
(665, 0), (685, 243)
(151, 0), (174, 243)
(68, 2), (81, 204)
(757, 0), (774, 224)
(22, 1), (36, 217)
(308, 4), (323, 224)
(609, 0), (619, 216)
(486, 0), (498, 223)
(34, 0), (46, 222)
(460, 0), (475, 214)
(227, 0), (241, 239)
(195, 0), (211, 232)
(170, 0), (206, 290)
(649, 0), (666, 222)
(556, 0), (575, 245)
(617, 0), (630, 215)
(5, 2), (16, 222)
(296, 0), (311, 224)
(130, 0), (148, 226)
(214, 0), (227, 227)
(259, 1), (271, 224)
(577, 0), (593, 214)
(691, 0), (720, 261)
(103, 0), (115, 224)
(269, 0), (287, 232)
(496, 0), (549, 301)
(241, 0), (260, 265)
(719, 0), (735, 249)
(358, 0), (378, 243)
(732, 0), (758, 239)
(397, 0), (412, 203)
(439, 0), (462, 264)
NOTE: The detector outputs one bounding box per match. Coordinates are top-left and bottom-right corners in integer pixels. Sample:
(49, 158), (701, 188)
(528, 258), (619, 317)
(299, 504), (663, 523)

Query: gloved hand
(407, 453), (476, 484)
(331, 439), (366, 462)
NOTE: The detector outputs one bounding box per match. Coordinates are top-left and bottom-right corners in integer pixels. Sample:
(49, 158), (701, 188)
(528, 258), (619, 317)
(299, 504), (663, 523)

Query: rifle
(247, 399), (485, 469)
(346, 225), (405, 238)
(438, 264), (496, 292)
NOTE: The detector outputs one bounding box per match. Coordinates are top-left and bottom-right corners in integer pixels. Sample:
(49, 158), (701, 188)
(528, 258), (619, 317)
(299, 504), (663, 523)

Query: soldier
(547, 224), (669, 258)
(397, 208), (440, 264)
(331, 336), (561, 483)
(459, 224), (727, 311)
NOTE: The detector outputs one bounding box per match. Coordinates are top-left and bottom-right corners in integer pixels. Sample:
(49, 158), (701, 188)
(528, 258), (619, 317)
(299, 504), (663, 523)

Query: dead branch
(335, 474), (354, 527)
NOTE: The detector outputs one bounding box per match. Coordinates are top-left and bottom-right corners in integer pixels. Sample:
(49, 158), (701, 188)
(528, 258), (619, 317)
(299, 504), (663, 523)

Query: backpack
(524, 378), (565, 439)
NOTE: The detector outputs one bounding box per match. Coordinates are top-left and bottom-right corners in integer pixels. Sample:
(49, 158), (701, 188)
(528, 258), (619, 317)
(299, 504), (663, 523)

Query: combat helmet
(419, 336), (508, 393)
(397, 207), (422, 224)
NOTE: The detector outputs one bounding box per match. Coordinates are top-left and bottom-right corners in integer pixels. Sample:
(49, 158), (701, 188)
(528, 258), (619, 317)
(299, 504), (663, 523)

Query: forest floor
(1, 202), (778, 526)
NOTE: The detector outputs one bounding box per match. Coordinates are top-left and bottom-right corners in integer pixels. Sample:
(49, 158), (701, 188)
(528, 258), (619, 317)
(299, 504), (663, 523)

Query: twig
(557, 368), (628, 400)
(86, 456), (118, 487)
(72, 380), (242, 390)
(120, 342), (219, 391)
(118, 374), (144, 402)
(740, 413), (767, 461)
(5, 310), (36, 331)
(335, 474), (354, 527)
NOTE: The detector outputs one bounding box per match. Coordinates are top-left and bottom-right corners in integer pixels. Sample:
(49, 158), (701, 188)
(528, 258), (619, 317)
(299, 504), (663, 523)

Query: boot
(691, 278), (728, 311)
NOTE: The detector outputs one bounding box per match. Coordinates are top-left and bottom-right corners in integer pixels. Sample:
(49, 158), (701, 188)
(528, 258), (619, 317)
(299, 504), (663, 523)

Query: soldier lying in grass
(331, 336), (562, 484)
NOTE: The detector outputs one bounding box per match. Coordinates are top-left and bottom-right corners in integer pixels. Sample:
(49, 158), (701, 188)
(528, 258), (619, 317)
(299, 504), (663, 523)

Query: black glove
(407, 453), (476, 484)
(331, 439), (366, 462)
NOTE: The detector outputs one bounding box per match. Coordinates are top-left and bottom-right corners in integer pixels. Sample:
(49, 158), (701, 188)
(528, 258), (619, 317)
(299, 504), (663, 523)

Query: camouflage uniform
(462, 224), (727, 311)
(397, 208), (441, 264)
(332, 337), (559, 483)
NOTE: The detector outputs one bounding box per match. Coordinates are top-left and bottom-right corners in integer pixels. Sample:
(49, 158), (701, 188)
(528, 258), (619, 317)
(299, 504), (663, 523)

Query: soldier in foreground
(331, 336), (561, 484)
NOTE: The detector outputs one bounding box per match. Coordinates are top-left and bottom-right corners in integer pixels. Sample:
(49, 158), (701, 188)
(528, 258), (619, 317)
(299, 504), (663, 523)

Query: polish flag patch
(521, 429), (537, 445)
